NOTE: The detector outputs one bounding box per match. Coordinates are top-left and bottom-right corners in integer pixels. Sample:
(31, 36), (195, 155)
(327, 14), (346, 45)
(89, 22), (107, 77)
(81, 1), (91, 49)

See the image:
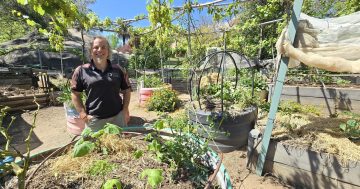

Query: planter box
(0, 93), (50, 112)
(188, 106), (258, 153)
(268, 84), (360, 115)
(249, 140), (360, 189)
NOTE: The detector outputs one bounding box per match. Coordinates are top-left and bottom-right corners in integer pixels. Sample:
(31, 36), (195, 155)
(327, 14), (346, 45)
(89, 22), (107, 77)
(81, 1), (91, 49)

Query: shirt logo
(109, 72), (120, 78)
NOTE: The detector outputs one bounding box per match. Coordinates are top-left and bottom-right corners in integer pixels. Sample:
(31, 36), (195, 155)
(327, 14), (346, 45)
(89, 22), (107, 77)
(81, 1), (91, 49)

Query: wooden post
(255, 0), (304, 175)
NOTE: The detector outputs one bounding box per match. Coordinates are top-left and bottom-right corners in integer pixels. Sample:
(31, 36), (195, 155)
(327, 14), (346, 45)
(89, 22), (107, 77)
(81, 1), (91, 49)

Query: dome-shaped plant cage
(188, 49), (258, 153)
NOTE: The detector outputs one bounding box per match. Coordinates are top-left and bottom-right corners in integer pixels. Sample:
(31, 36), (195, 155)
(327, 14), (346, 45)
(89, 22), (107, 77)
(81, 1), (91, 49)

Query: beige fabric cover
(276, 11), (360, 73)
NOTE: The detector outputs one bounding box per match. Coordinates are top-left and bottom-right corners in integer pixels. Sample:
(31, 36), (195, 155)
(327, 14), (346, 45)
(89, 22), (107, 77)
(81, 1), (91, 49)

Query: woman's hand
(80, 112), (93, 123)
(123, 108), (130, 124)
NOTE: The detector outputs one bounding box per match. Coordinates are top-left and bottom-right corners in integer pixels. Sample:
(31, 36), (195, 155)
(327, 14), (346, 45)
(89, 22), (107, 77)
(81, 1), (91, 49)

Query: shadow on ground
(0, 112), (42, 154)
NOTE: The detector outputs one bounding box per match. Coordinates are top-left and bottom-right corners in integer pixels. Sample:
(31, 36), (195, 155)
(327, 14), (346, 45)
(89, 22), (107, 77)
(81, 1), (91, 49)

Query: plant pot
(63, 103), (85, 135)
(188, 105), (258, 153)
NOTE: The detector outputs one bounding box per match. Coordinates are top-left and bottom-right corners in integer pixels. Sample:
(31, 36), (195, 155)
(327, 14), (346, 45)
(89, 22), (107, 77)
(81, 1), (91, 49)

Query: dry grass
(199, 73), (222, 89)
(50, 135), (137, 178)
(99, 134), (135, 156)
(50, 153), (96, 179)
(268, 113), (360, 163)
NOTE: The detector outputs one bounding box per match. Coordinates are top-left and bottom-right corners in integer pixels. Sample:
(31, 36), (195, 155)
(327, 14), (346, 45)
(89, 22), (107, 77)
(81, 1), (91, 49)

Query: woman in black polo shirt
(71, 36), (131, 131)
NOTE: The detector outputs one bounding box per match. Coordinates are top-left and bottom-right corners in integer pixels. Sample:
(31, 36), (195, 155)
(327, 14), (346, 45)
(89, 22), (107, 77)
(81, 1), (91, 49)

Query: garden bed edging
(248, 139), (360, 189)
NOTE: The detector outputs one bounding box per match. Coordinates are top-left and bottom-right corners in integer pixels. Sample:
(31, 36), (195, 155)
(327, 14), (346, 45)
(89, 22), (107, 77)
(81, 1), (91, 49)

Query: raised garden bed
(5, 126), (232, 189)
(268, 84), (360, 115)
(189, 106), (258, 153)
(249, 140), (360, 189)
(0, 93), (52, 112)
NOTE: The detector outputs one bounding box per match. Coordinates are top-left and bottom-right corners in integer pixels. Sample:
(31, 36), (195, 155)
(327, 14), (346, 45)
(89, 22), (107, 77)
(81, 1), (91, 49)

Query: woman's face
(91, 38), (109, 64)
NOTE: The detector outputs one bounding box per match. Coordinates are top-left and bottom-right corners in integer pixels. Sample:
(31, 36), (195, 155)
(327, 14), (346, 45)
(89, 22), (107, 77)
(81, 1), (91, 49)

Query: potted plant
(57, 82), (86, 135)
(137, 74), (171, 106)
(188, 51), (263, 152)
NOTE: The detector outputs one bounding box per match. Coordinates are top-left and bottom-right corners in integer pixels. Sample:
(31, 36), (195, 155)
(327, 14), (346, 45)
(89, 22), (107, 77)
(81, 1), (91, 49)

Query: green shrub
(147, 88), (180, 112)
(138, 75), (164, 88)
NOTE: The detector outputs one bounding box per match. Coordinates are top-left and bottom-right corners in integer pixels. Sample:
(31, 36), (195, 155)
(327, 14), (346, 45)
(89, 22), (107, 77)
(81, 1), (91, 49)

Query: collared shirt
(71, 60), (131, 119)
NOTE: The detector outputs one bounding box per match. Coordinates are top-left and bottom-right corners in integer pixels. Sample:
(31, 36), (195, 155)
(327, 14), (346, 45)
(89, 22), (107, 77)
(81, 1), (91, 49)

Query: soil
(4, 92), (290, 189)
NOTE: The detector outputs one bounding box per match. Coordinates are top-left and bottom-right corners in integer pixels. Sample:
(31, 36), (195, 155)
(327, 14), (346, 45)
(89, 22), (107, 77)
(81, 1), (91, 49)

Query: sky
(89, 1), (149, 27)
(88, 0), (232, 28)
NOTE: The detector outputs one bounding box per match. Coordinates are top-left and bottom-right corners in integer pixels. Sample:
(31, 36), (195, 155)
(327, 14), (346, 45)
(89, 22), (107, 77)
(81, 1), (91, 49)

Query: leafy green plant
(140, 169), (164, 189)
(147, 88), (180, 112)
(336, 78), (351, 86)
(56, 82), (86, 107)
(102, 179), (122, 189)
(138, 75), (164, 88)
(133, 150), (144, 159)
(145, 117), (211, 187)
(339, 119), (360, 139)
(88, 160), (116, 176)
(200, 80), (258, 110)
(238, 69), (267, 91)
(73, 123), (122, 158)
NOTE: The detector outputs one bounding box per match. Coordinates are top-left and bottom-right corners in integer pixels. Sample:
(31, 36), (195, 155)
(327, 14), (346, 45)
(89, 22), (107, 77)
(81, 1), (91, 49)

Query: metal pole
(37, 48), (42, 69)
(160, 47), (165, 82)
(186, 0), (192, 58)
(255, 0), (304, 175)
(60, 50), (64, 76)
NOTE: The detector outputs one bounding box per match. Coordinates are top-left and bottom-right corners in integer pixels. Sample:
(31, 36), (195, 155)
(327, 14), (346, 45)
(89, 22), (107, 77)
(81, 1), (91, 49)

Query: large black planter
(188, 105), (258, 153)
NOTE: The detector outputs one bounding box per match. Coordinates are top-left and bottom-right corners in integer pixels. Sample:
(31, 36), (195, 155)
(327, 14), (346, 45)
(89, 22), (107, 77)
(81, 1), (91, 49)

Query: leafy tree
(106, 33), (120, 49)
(225, 0), (293, 59)
(0, 0), (34, 43)
(223, 0), (359, 60)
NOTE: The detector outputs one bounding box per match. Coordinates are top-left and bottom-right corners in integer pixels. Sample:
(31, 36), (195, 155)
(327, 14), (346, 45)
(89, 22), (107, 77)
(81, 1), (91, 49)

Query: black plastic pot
(188, 105), (258, 153)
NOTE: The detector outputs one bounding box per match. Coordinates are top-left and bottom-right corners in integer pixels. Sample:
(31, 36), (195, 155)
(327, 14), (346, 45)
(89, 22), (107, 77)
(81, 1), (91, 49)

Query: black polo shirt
(71, 60), (131, 119)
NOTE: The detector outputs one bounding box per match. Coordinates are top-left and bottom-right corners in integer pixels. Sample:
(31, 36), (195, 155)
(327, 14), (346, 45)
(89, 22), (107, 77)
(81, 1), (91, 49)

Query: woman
(71, 36), (131, 131)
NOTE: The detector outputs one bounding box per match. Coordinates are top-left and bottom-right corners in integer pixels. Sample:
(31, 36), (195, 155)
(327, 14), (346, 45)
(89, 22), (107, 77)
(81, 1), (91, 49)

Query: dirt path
(6, 92), (289, 189)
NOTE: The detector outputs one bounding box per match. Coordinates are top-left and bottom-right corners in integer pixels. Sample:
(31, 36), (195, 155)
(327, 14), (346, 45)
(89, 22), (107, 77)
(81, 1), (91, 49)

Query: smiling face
(91, 37), (110, 65)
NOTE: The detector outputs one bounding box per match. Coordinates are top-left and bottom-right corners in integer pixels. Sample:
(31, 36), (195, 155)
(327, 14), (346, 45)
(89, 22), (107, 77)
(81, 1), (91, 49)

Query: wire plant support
(187, 31), (258, 153)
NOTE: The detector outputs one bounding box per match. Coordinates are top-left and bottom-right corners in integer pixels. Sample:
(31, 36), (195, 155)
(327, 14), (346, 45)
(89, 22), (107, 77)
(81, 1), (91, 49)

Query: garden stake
(255, 0), (303, 175)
